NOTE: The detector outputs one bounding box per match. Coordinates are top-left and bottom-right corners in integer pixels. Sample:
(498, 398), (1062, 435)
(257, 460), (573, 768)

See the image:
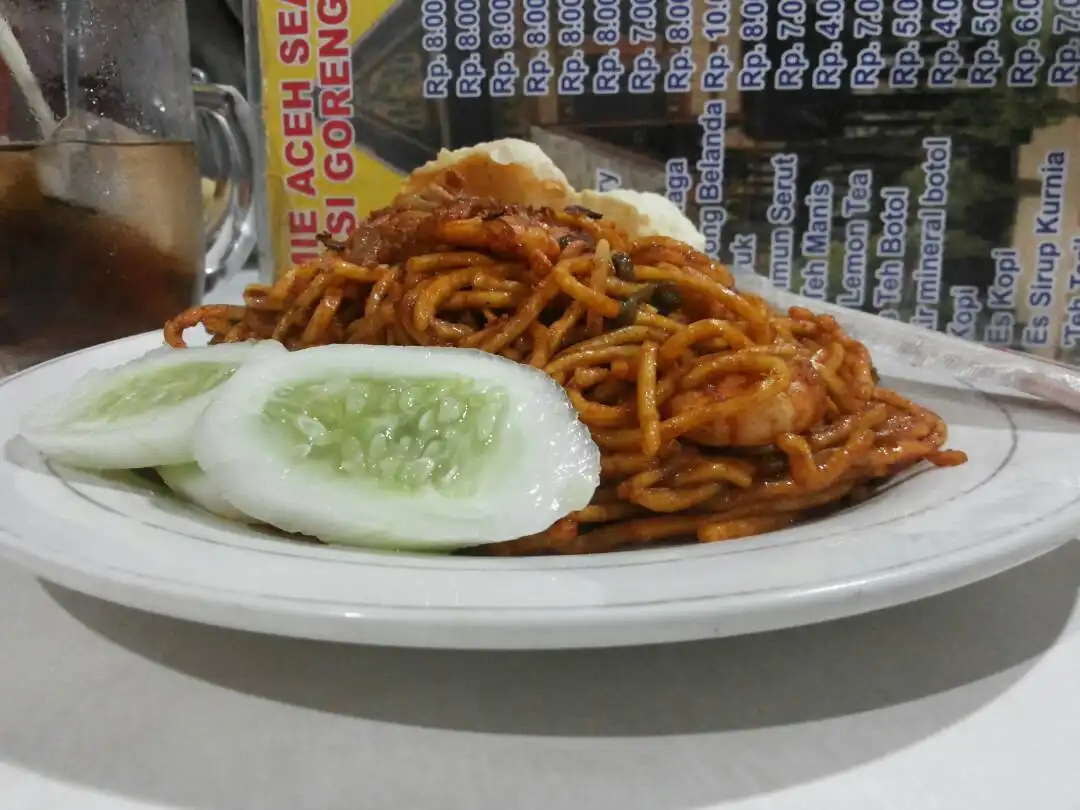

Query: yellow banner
(258, 0), (405, 277)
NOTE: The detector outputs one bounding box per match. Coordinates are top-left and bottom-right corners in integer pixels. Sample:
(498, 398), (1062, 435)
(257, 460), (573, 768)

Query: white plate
(1, 332), (1078, 650)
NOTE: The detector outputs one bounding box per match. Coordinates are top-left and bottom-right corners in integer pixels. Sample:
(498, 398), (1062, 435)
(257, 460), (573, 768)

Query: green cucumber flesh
(260, 376), (510, 496)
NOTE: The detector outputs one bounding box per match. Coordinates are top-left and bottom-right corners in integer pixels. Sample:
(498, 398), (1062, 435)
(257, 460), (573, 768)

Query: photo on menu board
(249, 0), (1080, 362)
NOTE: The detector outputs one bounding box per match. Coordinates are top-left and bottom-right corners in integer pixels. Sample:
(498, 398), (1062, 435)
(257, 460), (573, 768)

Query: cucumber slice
(20, 341), (285, 470)
(194, 344), (601, 550)
(157, 463), (254, 522)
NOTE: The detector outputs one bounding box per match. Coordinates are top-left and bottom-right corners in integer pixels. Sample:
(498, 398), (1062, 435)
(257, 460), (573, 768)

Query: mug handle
(192, 68), (259, 290)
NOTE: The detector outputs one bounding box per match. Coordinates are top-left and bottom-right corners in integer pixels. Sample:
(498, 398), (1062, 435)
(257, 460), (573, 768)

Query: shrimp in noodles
(668, 356), (830, 448)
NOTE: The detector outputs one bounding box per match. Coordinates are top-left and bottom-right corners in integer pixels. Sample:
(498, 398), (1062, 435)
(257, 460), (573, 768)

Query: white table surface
(2, 273), (1078, 810)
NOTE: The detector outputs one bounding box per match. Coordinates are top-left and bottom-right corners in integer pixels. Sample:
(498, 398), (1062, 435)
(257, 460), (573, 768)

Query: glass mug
(0, 0), (255, 376)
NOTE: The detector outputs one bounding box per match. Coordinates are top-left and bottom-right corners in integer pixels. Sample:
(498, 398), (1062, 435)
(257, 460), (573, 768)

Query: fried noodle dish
(164, 142), (967, 556)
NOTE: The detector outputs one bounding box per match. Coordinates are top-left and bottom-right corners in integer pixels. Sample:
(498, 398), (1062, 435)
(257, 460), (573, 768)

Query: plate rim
(0, 511), (1073, 649)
